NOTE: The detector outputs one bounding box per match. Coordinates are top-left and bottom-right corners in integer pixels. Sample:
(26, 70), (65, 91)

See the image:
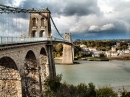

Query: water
(56, 60), (130, 91)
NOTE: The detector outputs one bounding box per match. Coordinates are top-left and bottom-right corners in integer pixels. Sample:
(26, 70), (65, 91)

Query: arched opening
(39, 30), (45, 37)
(25, 50), (36, 60)
(31, 30), (38, 38)
(23, 50), (40, 97)
(41, 18), (44, 26)
(32, 17), (37, 27)
(40, 47), (47, 56)
(40, 48), (48, 90)
(0, 57), (22, 97)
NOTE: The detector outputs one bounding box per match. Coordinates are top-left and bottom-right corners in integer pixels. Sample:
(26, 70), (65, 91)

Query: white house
(80, 44), (89, 51)
(124, 49), (130, 54)
(111, 45), (117, 52)
(111, 52), (119, 57)
(92, 52), (100, 57)
(88, 47), (97, 52)
(80, 44), (86, 48)
(106, 52), (111, 57)
(128, 44), (130, 50)
(105, 51), (119, 57)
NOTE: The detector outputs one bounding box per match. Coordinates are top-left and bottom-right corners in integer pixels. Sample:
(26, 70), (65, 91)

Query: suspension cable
(7, 13), (9, 36)
(50, 15), (64, 39)
(0, 4), (47, 13)
(0, 4), (68, 41)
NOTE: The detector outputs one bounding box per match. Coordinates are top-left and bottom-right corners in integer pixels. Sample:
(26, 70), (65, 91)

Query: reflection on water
(56, 60), (130, 91)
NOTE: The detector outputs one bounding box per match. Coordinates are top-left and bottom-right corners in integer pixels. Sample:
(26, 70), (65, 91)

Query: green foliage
(45, 74), (62, 92)
(75, 45), (81, 51)
(43, 74), (96, 97)
(78, 51), (83, 57)
(43, 74), (62, 97)
(76, 83), (96, 97)
(55, 43), (63, 52)
(74, 46), (83, 58)
(96, 86), (118, 97)
(118, 87), (130, 97)
(43, 74), (123, 97)
(56, 53), (61, 57)
(106, 46), (111, 51)
(117, 44), (127, 50)
(99, 53), (105, 57)
(53, 43), (63, 57)
(74, 39), (130, 51)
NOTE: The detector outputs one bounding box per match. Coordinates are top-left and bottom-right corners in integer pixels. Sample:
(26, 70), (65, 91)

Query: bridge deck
(0, 37), (72, 50)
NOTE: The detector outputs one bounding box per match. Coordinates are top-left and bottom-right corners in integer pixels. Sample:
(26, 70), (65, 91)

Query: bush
(43, 74), (96, 97)
(96, 86), (118, 97)
(118, 87), (130, 97)
(44, 75), (129, 97)
(99, 53), (105, 57)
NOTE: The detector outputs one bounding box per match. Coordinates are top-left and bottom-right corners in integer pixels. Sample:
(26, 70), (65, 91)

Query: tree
(106, 46), (111, 51)
(122, 45), (127, 50)
(96, 86), (118, 97)
(91, 41), (95, 47)
(55, 43), (63, 52)
(100, 53), (105, 57)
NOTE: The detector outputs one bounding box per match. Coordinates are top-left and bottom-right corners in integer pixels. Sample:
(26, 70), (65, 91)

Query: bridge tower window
(41, 18), (44, 27)
(31, 31), (38, 37)
(39, 30), (45, 37)
(32, 17), (37, 27)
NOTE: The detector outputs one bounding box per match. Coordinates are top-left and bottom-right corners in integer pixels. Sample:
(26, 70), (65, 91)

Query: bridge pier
(22, 50), (41, 97)
(62, 44), (74, 64)
(62, 33), (74, 64)
(46, 41), (56, 79)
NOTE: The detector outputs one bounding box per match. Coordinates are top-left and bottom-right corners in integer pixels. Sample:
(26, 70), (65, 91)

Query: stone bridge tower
(28, 9), (56, 95)
(62, 33), (74, 64)
(29, 8), (51, 38)
(28, 9), (56, 79)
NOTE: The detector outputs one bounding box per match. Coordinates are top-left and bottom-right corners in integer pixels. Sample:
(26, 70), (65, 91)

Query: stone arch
(40, 47), (47, 56)
(23, 50), (40, 97)
(0, 57), (22, 97)
(39, 30), (45, 37)
(25, 50), (36, 60)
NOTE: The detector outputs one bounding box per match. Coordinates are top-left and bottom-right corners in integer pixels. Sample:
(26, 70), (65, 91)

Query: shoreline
(54, 56), (130, 64)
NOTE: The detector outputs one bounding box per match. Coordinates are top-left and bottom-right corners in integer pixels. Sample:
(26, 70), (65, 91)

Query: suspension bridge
(0, 4), (74, 97)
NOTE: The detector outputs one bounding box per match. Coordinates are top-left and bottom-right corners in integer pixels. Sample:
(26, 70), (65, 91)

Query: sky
(0, 0), (130, 40)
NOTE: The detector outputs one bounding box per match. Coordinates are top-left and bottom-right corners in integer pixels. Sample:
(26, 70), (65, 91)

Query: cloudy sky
(0, 0), (130, 40)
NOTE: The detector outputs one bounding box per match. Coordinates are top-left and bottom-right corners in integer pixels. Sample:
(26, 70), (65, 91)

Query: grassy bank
(108, 56), (130, 60)
(87, 57), (109, 61)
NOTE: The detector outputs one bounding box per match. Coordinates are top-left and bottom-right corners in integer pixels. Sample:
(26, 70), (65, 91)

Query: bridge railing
(0, 37), (71, 45)
(52, 37), (70, 42)
(0, 37), (48, 45)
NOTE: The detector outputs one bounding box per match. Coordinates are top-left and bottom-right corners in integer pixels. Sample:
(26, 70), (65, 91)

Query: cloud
(0, 0), (13, 6)
(88, 25), (99, 31)
(101, 23), (114, 31)
(62, 0), (101, 16)
(0, 0), (130, 39)
(18, 0), (101, 17)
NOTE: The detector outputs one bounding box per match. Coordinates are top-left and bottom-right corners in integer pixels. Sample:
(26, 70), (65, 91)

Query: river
(56, 60), (130, 91)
